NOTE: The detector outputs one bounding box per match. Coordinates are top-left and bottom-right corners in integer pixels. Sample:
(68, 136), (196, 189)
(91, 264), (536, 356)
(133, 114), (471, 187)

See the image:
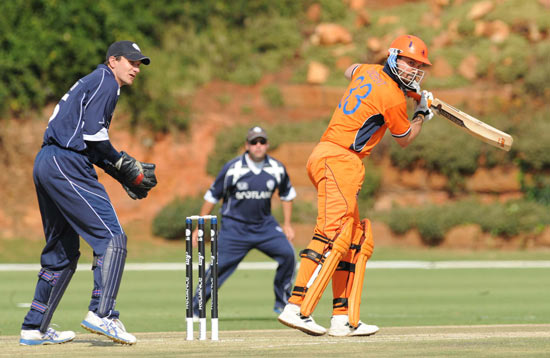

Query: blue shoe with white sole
(81, 311), (136, 345)
(20, 327), (75, 345)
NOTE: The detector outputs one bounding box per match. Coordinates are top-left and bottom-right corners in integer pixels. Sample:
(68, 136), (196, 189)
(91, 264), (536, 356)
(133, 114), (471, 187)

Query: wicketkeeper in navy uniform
(192, 126), (297, 316)
(19, 41), (157, 346)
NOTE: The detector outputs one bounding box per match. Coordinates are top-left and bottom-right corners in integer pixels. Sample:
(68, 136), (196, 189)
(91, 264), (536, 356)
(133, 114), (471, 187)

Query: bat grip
(406, 90), (432, 107)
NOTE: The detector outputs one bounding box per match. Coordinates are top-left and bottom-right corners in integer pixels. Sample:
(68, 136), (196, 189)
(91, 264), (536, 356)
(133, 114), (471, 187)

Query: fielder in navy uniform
(19, 41), (157, 346)
(192, 126), (297, 316)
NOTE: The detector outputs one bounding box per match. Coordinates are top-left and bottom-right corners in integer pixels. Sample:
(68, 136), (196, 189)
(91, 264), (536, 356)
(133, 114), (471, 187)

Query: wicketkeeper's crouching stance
(20, 41), (157, 346)
(278, 34), (433, 336)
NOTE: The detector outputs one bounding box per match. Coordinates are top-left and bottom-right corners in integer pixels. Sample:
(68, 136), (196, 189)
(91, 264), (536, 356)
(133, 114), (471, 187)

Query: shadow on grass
(221, 316), (277, 323)
(74, 338), (120, 346)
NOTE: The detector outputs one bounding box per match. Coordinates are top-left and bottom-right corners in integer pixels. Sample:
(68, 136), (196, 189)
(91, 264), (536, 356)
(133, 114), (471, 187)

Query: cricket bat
(407, 91), (513, 151)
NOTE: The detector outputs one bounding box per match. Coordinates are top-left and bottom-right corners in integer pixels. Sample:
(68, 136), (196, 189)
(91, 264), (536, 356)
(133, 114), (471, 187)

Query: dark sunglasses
(249, 138), (267, 145)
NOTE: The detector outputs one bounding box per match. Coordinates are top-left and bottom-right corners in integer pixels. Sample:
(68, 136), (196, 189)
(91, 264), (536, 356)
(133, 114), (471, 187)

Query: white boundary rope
(3, 261), (550, 272)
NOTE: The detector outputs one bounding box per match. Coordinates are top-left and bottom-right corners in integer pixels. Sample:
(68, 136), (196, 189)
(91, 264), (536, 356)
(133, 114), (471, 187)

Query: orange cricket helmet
(388, 35), (431, 66)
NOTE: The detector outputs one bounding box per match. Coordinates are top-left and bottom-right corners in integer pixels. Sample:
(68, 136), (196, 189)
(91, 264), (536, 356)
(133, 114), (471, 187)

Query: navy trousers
(22, 145), (124, 329)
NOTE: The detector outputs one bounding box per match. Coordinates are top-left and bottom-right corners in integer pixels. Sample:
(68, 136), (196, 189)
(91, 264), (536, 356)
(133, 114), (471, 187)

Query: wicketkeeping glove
(103, 152), (158, 200)
(121, 162), (157, 199)
(414, 90), (434, 121)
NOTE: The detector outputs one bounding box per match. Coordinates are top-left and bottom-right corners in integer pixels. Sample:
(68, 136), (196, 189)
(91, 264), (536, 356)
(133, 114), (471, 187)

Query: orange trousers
(289, 141), (372, 315)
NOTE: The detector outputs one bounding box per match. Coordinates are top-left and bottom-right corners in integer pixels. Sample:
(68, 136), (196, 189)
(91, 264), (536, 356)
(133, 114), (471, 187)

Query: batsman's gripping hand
(414, 90), (434, 121)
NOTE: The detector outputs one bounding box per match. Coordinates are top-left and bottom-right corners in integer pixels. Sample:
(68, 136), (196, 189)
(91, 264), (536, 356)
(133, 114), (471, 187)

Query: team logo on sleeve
(266, 180), (275, 191)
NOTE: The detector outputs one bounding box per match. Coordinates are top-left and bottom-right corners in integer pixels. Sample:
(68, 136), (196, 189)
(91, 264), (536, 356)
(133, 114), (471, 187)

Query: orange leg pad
(348, 254), (367, 327)
(348, 219), (375, 327)
(300, 250), (342, 317)
(300, 222), (353, 317)
(288, 236), (331, 306)
(331, 217), (364, 315)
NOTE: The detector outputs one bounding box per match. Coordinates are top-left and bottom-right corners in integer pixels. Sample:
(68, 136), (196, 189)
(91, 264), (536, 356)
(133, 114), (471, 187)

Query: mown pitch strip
(4, 324), (550, 357)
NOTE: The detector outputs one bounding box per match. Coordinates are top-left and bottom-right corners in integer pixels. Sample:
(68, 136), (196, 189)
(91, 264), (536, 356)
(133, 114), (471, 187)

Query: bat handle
(406, 90), (432, 107)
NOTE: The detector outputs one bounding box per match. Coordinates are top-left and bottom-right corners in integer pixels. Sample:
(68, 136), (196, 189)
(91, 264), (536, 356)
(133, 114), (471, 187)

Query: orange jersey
(320, 64), (410, 158)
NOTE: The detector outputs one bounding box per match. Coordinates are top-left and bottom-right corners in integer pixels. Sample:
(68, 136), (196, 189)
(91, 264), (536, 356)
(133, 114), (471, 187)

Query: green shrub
(470, 38), (495, 78)
(493, 34), (530, 84)
(317, 0), (349, 22)
(475, 200), (548, 238)
(514, 112), (550, 171)
(524, 42), (550, 98)
(267, 119), (330, 147)
(206, 124), (249, 177)
(241, 105), (254, 115)
(216, 94), (233, 107)
(515, 200), (550, 230)
(262, 85), (285, 108)
(210, 15), (301, 85)
(520, 173), (550, 206)
(376, 207), (415, 236)
(487, 0), (550, 32)
(422, 75), (471, 90)
(439, 0), (476, 36)
(396, 203), (472, 246)
(122, 77), (191, 133)
(373, 199), (550, 245)
(389, 117), (481, 192)
(475, 204), (516, 238)
(367, 2), (431, 41)
(273, 200), (317, 225)
(0, 1), (115, 114)
(431, 46), (465, 70)
(206, 119), (330, 177)
(415, 207), (448, 246)
(152, 196), (204, 240)
(357, 161), (382, 211)
(386, 103), (519, 193)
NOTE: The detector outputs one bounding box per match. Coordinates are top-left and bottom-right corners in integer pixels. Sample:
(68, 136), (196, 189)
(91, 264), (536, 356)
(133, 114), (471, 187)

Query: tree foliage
(0, 0), (305, 129)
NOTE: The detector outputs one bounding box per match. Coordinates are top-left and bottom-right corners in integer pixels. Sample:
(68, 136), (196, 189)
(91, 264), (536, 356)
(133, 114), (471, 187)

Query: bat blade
(433, 99), (513, 151)
(407, 91), (513, 151)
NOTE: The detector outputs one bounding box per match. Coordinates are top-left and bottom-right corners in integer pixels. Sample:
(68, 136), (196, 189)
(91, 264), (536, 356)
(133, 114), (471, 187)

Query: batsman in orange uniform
(278, 35), (434, 336)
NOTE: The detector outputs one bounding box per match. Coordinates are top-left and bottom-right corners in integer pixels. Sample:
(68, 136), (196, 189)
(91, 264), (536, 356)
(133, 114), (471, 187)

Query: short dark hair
(104, 55), (121, 66)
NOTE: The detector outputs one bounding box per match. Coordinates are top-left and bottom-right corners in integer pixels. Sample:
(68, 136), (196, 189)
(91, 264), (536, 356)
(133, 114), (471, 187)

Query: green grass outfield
(1, 262), (549, 357)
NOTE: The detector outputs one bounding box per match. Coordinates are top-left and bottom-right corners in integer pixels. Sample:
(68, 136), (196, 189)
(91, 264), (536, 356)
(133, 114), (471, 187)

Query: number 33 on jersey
(322, 64), (412, 158)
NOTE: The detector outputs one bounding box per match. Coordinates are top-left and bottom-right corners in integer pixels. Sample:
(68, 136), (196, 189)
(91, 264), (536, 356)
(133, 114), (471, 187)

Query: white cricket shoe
(277, 303), (326, 336)
(328, 314), (379, 337)
(81, 311), (137, 345)
(20, 327), (75, 345)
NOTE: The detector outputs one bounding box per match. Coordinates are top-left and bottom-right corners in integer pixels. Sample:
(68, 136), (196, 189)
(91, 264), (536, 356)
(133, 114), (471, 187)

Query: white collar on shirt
(245, 153), (265, 175)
